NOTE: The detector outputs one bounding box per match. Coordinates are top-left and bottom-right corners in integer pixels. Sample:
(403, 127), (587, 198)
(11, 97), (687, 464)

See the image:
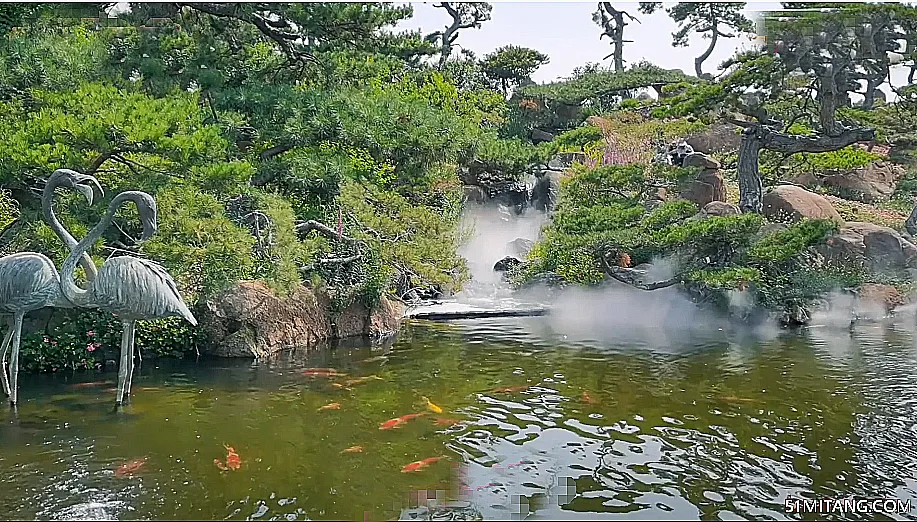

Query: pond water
(1, 313), (917, 521)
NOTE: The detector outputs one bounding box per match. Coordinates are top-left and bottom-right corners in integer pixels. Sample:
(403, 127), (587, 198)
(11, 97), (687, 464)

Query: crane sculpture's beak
(73, 174), (104, 206)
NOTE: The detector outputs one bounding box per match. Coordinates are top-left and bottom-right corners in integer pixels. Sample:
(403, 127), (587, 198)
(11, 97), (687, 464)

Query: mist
(456, 203), (547, 300)
(451, 204), (791, 349)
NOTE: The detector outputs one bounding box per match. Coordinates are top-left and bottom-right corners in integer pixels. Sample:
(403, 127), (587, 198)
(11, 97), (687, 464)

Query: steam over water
(456, 204), (547, 301)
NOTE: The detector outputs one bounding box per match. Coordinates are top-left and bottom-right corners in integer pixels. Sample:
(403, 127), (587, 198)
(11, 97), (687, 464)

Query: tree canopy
(639, 2), (754, 78)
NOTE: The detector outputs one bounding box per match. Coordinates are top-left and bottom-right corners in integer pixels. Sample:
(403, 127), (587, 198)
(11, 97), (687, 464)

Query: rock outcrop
(818, 221), (917, 274)
(789, 161), (907, 203)
(530, 170), (562, 212)
(855, 283), (907, 314)
(762, 185), (845, 225)
(463, 185), (488, 204)
(684, 123), (742, 154)
(508, 238), (535, 257)
(820, 161), (907, 203)
(493, 256), (522, 272)
(679, 152), (726, 208)
(699, 201), (740, 217)
(196, 281), (405, 358)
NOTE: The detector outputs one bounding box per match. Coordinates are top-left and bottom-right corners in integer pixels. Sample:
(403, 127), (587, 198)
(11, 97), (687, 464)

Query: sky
(106, 2), (911, 96)
(396, 1), (911, 96)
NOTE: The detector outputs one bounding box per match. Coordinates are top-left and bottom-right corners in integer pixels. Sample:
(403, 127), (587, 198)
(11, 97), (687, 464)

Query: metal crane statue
(59, 190), (197, 405)
(0, 169), (103, 405)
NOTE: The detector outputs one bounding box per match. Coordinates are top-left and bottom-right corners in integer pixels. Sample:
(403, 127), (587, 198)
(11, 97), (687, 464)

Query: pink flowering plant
(17, 310), (206, 374)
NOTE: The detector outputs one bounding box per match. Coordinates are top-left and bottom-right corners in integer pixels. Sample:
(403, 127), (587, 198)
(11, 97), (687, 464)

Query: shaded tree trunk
(596, 3), (637, 73)
(695, 21), (719, 78)
(611, 12), (625, 72)
(734, 122), (876, 214)
(737, 126), (764, 213)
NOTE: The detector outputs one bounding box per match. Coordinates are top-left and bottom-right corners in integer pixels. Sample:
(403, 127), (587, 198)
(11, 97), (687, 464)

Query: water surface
(1, 317), (917, 521)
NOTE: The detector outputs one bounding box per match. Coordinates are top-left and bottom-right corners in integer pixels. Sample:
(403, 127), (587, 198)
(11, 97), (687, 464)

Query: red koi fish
(114, 457), (147, 478)
(214, 445), (242, 471)
(379, 412), (427, 430)
(401, 456), (446, 473)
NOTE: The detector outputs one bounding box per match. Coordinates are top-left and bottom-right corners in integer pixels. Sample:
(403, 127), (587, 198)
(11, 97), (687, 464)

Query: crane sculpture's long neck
(61, 193), (129, 308)
(42, 181), (98, 282)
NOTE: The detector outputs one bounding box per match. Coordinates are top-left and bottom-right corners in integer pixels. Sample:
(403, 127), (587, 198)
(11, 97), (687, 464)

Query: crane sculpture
(0, 169), (103, 405)
(59, 190), (197, 405)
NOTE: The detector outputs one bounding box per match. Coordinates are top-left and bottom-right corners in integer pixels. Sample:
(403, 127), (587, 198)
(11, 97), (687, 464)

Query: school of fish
(105, 365), (583, 478)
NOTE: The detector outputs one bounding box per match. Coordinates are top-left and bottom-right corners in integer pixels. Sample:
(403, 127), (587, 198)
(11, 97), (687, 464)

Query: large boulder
(530, 170), (562, 212)
(820, 161), (907, 203)
(493, 256), (522, 273)
(530, 128), (555, 144)
(196, 281), (404, 358)
(700, 201), (740, 217)
(508, 238), (535, 257)
(818, 221), (917, 274)
(855, 283), (907, 314)
(679, 153), (726, 208)
(682, 152), (721, 170)
(762, 185), (844, 225)
(685, 123), (743, 154)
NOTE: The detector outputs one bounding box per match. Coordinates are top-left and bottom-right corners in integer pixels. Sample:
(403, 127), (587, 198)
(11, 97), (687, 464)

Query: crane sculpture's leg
(115, 321), (136, 405)
(0, 317), (16, 397)
(124, 324), (138, 400)
(8, 313), (24, 405)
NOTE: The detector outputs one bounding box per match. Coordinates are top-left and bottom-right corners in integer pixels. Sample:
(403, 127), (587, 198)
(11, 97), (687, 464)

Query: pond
(1, 312), (917, 521)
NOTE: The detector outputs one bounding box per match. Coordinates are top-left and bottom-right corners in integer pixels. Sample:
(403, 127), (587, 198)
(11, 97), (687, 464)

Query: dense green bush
(17, 310), (205, 374)
(0, 5), (552, 373)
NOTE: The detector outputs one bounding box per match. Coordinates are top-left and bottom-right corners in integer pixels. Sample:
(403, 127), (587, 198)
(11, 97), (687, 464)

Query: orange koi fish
(114, 457), (147, 478)
(319, 402), (341, 411)
(379, 412), (427, 430)
(433, 417), (461, 427)
(581, 391), (598, 404)
(214, 445), (242, 471)
(341, 445), (364, 454)
(401, 456), (446, 473)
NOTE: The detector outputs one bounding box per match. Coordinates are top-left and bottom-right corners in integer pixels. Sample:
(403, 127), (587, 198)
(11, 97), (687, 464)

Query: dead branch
(599, 254), (681, 290)
(295, 219), (357, 243)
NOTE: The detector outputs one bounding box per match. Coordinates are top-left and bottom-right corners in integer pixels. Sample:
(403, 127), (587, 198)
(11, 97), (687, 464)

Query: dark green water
(1, 316), (917, 521)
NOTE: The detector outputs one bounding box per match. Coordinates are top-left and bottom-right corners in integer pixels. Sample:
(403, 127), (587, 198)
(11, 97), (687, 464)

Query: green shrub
(746, 219), (838, 265)
(17, 309), (205, 374)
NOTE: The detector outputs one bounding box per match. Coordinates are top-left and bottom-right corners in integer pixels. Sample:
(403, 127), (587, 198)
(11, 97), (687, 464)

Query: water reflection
(0, 318), (915, 520)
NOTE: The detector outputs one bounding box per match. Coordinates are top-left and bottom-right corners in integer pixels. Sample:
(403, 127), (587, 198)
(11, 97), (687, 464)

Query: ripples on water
(1, 316), (917, 521)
